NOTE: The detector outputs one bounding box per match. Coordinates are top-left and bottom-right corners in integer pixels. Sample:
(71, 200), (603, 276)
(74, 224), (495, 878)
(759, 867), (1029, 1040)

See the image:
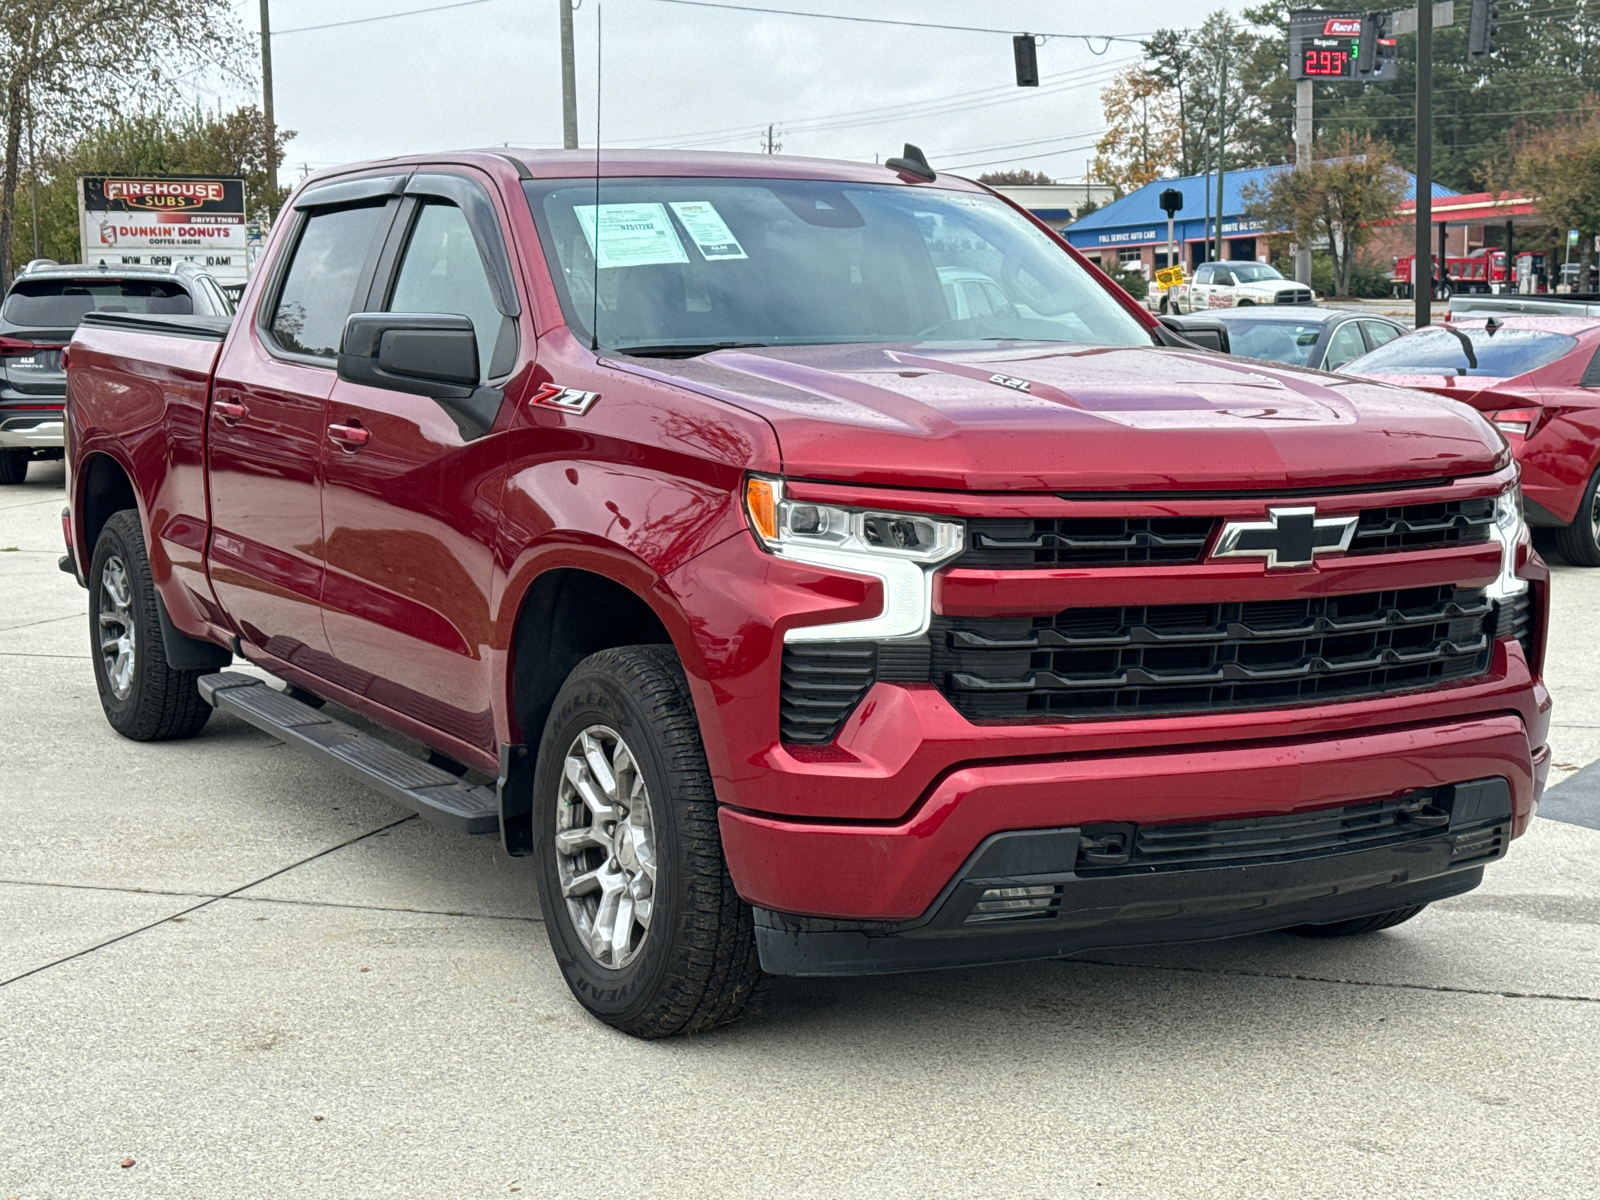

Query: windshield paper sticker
(575, 203), (689, 269)
(668, 201), (747, 260)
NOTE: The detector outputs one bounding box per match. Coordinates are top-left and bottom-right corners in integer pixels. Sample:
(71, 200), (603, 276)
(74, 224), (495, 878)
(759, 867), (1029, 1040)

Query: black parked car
(1166, 306), (1407, 373)
(0, 260), (234, 485)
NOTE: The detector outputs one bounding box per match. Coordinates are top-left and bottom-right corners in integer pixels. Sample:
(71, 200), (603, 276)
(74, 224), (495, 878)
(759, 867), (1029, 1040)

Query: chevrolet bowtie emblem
(1212, 506), (1357, 570)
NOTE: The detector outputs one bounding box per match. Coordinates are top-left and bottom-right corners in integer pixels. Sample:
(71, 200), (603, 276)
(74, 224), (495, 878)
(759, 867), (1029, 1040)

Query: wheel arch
(77, 450), (143, 563)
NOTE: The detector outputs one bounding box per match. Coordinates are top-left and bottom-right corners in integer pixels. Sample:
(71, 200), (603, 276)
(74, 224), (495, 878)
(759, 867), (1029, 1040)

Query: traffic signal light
(1013, 35), (1039, 87)
(1357, 15), (1378, 74)
(1468, 0), (1501, 58)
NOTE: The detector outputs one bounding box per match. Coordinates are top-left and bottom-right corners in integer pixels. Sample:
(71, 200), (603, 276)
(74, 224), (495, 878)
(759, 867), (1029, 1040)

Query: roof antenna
(590, 1), (602, 353)
(885, 143), (936, 182)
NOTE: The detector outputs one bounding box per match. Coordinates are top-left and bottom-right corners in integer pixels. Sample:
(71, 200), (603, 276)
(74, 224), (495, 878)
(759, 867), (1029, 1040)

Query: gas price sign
(1289, 10), (1397, 82)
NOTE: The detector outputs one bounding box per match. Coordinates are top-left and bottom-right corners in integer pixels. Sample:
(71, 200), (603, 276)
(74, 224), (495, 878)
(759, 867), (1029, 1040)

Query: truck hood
(631, 342), (1505, 493)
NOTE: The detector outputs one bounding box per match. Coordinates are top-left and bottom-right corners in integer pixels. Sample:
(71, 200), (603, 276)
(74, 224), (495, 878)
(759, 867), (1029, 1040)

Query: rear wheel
(533, 645), (761, 1038)
(1552, 467), (1600, 567)
(0, 449), (29, 485)
(1289, 905), (1427, 938)
(88, 510), (213, 740)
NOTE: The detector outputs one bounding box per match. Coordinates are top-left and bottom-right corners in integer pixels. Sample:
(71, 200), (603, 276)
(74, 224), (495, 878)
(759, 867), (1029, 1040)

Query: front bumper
(0, 416), (63, 450)
(755, 776), (1518, 976)
(719, 711), (1544, 922)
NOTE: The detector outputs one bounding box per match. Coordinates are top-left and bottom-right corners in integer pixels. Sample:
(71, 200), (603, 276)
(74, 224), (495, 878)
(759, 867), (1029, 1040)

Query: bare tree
(0, 0), (244, 285)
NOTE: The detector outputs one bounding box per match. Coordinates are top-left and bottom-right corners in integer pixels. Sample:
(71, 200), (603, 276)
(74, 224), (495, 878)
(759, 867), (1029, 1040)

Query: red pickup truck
(62, 149), (1549, 1037)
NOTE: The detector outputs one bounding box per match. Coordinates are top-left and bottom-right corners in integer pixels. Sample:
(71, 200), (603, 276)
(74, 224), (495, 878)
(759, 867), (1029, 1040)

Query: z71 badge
(530, 383), (601, 415)
(989, 373), (1031, 392)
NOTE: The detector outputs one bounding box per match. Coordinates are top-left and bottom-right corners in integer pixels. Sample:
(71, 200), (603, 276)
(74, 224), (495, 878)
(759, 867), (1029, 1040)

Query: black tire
(88, 509), (213, 741)
(533, 645), (761, 1038)
(1552, 467), (1600, 567)
(0, 449), (29, 485)
(1289, 904), (1427, 938)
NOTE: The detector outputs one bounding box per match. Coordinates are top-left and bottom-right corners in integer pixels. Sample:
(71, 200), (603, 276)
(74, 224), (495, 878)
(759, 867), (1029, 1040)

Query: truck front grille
(1276, 288), (1315, 305)
(931, 584), (1493, 720)
(957, 498), (1493, 568)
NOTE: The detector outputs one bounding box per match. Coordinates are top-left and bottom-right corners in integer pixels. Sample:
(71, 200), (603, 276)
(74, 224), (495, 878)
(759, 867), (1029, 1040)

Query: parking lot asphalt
(4, 460), (1598, 1199)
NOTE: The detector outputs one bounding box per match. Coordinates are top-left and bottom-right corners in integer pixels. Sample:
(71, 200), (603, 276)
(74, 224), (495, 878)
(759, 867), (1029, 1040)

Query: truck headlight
(1487, 482), (1528, 600)
(745, 476), (964, 643)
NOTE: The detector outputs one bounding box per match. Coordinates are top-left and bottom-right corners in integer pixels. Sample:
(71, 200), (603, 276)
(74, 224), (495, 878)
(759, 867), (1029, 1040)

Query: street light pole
(560, 0), (579, 150)
(260, 0), (276, 195)
(1414, 0), (1433, 328)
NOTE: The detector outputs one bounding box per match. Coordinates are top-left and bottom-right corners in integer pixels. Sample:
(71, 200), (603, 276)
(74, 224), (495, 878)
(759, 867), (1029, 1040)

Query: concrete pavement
(3, 459), (1598, 1199)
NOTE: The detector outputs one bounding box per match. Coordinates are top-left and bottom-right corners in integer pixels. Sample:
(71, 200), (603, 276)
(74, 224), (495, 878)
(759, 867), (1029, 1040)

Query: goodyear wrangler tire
(533, 645), (761, 1038)
(88, 509), (212, 741)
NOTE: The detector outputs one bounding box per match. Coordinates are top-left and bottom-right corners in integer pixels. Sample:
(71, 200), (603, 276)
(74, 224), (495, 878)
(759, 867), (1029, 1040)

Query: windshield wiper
(609, 341), (769, 359)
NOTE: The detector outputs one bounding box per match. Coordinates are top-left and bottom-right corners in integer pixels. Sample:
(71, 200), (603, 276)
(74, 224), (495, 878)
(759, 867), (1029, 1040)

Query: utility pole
(1213, 52), (1227, 264)
(1414, 0), (1433, 327)
(1293, 79), (1313, 284)
(560, 0), (579, 150)
(761, 124), (782, 154)
(260, 0), (276, 197)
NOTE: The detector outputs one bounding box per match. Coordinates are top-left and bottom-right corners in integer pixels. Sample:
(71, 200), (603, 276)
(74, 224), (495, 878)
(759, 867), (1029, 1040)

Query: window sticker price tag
(669, 201), (748, 260)
(575, 203), (689, 269)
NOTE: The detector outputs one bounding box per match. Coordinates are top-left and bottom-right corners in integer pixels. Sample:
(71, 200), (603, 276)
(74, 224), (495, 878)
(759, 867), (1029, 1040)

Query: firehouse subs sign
(78, 175), (248, 283)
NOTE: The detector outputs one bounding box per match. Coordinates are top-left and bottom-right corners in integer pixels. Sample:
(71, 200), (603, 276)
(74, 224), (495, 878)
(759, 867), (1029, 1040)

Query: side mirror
(338, 312), (502, 440)
(1156, 315), (1231, 355)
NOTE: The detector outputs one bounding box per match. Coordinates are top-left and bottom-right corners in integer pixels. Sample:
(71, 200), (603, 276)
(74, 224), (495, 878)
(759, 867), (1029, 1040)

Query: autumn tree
(1092, 65), (1182, 194)
(0, 0), (244, 285)
(1509, 102), (1600, 286)
(1245, 132), (1407, 296)
(977, 169), (1055, 186)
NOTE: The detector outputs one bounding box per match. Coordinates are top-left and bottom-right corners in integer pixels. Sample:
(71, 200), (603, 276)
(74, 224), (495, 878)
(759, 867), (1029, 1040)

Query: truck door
(318, 173), (520, 753)
(207, 178), (402, 666)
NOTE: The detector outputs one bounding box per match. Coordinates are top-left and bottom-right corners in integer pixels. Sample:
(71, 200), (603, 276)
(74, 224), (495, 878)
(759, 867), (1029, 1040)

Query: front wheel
(88, 510), (213, 740)
(1552, 466), (1600, 566)
(1289, 905), (1427, 938)
(533, 645), (761, 1038)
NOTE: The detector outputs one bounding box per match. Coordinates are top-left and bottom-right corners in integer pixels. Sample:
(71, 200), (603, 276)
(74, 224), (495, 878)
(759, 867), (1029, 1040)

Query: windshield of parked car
(523, 177), (1153, 354)
(2, 278), (193, 327)
(1221, 319), (1323, 366)
(1225, 263), (1282, 284)
(1347, 325), (1576, 377)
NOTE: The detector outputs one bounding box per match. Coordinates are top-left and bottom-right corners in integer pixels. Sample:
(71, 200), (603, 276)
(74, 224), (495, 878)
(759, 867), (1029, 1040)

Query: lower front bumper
(755, 777), (1514, 976)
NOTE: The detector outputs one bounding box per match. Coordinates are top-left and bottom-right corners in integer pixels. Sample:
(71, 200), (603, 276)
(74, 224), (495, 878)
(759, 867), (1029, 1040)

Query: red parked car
(62, 149), (1547, 1036)
(1346, 313), (1600, 565)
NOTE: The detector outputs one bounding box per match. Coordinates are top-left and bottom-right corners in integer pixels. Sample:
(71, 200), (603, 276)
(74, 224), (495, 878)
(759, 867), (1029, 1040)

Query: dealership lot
(3, 460), (1598, 1199)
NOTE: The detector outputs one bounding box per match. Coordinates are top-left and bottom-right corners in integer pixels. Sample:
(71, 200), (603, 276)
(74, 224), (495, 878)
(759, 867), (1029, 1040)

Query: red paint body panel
(64, 149), (1550, 928)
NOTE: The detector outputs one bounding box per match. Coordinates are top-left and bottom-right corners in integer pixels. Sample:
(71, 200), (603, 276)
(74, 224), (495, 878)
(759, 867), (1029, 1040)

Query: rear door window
(1360, 320), (1402, 351)
(1323, 321), (1368, 370)
(3, 279), (193, 328)
(269, 202), (391, 358)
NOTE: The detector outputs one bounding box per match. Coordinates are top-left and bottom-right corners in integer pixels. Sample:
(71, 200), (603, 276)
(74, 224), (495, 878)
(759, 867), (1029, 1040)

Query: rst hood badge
(531, 383), (600, 415)
(1212, 506), (1357, 570)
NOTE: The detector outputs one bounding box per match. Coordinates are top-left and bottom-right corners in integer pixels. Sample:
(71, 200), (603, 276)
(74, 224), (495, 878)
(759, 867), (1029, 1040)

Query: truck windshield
(3, 278), (193, 327)
(1349, 326), (1576, 378)
(523, 177), (1152, 354)
(1226, 263), (1282, 283)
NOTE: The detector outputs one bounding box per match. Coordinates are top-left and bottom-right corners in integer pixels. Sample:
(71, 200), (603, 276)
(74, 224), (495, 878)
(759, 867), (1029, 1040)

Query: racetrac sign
(78, 175), (248, 283)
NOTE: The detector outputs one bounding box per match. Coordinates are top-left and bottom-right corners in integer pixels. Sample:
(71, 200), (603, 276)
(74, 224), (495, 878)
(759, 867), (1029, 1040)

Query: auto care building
(1062, 166), (1457, 277)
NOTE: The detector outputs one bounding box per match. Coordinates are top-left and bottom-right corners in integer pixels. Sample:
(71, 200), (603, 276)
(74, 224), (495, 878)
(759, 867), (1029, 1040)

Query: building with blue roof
(1062, 166), (1458, 274)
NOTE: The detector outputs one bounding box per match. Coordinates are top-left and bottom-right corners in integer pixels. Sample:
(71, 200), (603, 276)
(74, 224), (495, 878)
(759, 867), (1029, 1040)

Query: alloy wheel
(98, 555), (137, 700)
(554, 724), (658, 969)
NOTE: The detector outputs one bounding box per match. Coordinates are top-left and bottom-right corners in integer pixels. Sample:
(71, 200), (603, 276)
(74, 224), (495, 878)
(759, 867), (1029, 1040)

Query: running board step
(199, 672), (498, 835)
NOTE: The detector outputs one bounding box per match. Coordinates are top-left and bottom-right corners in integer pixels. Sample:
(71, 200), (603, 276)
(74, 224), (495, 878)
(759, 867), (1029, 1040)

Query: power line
(275, 0), (501, 36)
(637, 0), (1151, 47)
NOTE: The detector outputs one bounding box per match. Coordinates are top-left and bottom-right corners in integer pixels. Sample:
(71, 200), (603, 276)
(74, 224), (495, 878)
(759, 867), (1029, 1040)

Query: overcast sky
(184, 0), (1256, 187)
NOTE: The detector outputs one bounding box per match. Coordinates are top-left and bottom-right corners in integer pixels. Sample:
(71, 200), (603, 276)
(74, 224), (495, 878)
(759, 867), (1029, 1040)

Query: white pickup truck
(1171, 261), (1314, 313)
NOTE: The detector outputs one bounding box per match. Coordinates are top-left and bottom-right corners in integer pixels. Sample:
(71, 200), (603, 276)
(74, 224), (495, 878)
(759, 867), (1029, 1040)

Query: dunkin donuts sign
(78, 174), (249, 282)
